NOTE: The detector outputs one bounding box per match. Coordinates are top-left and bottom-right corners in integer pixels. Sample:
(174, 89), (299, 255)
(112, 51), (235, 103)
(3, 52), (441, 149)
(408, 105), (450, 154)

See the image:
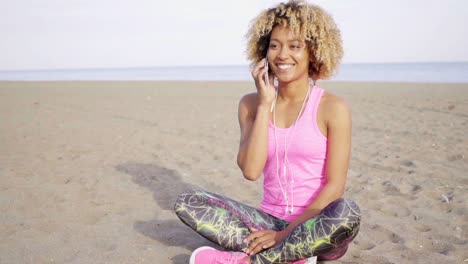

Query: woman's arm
(237, 95), (271, 181)
(237, 59), (276, 181)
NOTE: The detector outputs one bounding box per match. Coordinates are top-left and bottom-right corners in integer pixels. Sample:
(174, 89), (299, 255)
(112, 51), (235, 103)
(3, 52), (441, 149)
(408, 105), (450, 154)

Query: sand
(0, 81), (467, 264)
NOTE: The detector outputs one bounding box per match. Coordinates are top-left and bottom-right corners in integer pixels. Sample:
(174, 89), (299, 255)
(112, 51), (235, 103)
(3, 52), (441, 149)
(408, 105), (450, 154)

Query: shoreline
(2, 80), (468, 85)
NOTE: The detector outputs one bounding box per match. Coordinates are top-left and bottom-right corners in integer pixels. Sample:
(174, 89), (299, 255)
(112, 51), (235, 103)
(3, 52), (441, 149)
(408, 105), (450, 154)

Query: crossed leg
(174, 190), (360, 263)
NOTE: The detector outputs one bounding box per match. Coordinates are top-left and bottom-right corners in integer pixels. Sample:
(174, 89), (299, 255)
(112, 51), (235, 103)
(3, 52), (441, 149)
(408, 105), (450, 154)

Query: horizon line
(1, 60), (468, 72)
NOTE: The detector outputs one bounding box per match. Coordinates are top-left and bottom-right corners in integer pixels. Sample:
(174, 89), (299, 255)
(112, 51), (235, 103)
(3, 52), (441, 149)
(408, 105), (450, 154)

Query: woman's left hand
(243, 228), (288, 255)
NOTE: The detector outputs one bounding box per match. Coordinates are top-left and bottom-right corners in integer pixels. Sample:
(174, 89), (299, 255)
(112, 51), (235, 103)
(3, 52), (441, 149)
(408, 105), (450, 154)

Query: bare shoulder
(239, 92), (259, 107)
(238, 92), (259, 118)
(321, 91), (351, 124)
(321, 91), (350, 112)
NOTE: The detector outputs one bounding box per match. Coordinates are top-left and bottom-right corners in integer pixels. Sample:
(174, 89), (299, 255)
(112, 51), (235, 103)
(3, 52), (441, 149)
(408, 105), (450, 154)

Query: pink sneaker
(189, 246), (249, 264)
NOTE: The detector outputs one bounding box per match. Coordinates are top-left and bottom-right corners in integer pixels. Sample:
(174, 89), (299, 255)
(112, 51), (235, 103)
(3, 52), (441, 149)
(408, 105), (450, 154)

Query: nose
(277, 46), (289, 60)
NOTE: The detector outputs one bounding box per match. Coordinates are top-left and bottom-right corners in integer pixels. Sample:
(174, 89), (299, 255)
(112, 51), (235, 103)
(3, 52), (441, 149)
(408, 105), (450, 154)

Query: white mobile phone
(265, 54), (277, 112)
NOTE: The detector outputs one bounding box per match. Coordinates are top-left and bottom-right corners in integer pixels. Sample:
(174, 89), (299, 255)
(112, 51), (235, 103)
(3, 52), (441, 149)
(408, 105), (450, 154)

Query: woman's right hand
(251, 58), (276, 108)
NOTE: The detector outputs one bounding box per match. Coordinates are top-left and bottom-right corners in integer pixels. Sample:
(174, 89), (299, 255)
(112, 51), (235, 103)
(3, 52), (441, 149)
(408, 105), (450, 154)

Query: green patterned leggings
(174, 190), (360, 263)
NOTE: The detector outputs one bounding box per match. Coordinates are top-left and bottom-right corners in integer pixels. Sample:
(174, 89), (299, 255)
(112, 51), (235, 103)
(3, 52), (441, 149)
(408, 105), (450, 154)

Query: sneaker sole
(189, 246), (216, 264)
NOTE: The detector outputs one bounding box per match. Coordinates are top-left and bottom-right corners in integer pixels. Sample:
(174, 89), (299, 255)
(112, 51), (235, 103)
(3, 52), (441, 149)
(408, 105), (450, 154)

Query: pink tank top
(260, 86), (327, 222)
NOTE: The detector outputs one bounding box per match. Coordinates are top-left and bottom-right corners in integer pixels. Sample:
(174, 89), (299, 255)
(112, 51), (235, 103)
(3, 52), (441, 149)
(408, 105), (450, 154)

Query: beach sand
(0, 81), (466, 263)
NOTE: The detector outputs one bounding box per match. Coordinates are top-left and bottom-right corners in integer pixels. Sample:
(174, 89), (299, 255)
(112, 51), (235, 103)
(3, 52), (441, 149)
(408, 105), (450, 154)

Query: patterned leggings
(174, 190), (360, 264)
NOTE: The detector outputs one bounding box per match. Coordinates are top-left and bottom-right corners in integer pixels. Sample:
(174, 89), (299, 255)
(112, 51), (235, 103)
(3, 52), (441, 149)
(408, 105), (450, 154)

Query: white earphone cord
(273, 86), (310, 214)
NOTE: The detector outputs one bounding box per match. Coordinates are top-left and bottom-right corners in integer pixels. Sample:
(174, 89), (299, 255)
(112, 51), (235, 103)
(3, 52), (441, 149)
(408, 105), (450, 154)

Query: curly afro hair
(245, 0), (343, 80)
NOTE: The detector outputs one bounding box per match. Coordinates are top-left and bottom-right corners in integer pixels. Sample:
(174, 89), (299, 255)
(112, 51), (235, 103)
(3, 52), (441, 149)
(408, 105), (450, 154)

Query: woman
(174, 1), (360, 263)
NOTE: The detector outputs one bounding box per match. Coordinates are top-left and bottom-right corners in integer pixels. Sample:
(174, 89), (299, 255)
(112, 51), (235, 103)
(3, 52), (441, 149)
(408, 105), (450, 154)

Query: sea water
(0, 62), (467, 83)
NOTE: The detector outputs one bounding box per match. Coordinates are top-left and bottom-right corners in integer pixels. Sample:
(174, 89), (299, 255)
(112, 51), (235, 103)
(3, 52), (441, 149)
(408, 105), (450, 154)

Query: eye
(291, 45), (300, 49)
(269, 43), (279, 50)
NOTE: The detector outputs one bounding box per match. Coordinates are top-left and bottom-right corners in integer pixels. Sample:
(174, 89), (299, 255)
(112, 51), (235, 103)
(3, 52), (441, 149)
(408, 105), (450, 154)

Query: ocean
(0, 62), (467, 83)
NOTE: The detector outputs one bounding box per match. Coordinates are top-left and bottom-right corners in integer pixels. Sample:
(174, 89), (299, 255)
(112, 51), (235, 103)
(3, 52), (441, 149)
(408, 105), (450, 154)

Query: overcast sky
(1, 0), (467, 70)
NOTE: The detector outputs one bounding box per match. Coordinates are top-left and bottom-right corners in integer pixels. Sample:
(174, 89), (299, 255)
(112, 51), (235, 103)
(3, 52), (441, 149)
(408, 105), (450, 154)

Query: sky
(1, 0), (467, 70)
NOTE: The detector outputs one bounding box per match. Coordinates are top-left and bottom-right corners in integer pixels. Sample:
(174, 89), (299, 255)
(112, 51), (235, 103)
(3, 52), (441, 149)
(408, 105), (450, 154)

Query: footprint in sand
(80, 210), (109, 225)
(176, 160), (191, 170)
(411, 184), (422, 194)
(430, 241), (455, 256)
(369, 224), (404, 244)
(447, 153), (464, 161)
(400, 183), (422, 201)
(355, 254), (393, 263)
(400, 160), (416, 168)
(381, 181), (401, 196)
(405, 238), (455, 256)
(414, 224), (432, 233)
(378, 204), (411, 217)
(353, 240), (376, 251)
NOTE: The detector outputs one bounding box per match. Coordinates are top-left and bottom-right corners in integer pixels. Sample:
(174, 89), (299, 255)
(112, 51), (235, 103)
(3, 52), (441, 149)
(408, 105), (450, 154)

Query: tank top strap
(304, 85), (324, 116)
(304, 86), (325, 138)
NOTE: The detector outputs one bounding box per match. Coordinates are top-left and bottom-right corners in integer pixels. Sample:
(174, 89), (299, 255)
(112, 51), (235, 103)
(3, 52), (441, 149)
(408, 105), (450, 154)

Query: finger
(244, 233), (264, 247)
(244, 227), (264, 242)
(244, 233), (262, 251)
(247, 235), (270, 254)
(262, 68), (269, 87)
(262, 240), (275, 249)
(251, 59), (267, 79)
(244, 230), (258, 242)
(243, 233), (257, 245)
(249, 239), (271, 255)
(251, 59), (267, 74)
(259, 58), (267, 69)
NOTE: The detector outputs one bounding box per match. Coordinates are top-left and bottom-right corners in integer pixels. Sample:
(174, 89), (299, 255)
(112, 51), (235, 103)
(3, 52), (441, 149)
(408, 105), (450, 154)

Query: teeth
(278, 64), (292, 70)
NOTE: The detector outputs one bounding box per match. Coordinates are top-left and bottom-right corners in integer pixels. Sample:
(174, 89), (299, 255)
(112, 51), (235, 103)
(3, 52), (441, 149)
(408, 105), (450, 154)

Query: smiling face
(267, 25), (310, 84)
